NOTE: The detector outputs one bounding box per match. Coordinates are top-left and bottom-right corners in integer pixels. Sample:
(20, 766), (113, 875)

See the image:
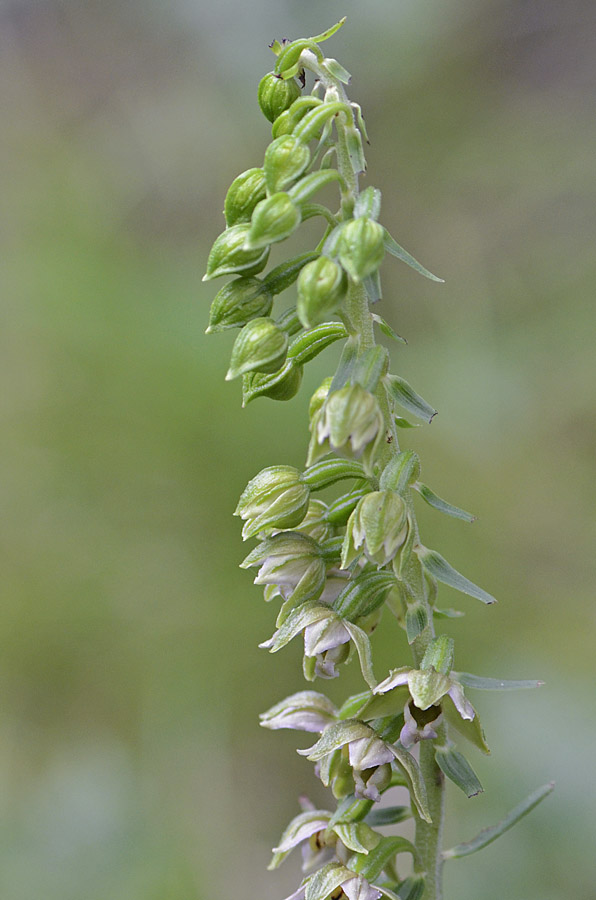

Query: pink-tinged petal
(448, 683), (475, 721)
(264, 709), (336, 732)
(342, 875), (382, 900)
(274, 818), (330, 853)
(304, 617), (350, 656)
(373, 667), (411, 694)
(348, 736), (393, 770)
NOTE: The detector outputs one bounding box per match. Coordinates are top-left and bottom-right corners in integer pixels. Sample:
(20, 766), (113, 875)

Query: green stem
(302, 49), (447, 900)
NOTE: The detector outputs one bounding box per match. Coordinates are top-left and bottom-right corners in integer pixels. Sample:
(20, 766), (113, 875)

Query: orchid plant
(203, 20), (552, 900)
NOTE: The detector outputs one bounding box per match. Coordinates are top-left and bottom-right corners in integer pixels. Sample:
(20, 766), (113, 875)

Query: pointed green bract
(382, 229), (444, 282)
(384, 374), (436, 424)
(417, 546), (496, 605)
(412, 481), (475, 523)
(435, 746), (483, 798)
(443, 783), (555, 859)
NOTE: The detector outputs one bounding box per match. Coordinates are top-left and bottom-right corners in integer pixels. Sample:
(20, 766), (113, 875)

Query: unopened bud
(242, 361), (303, 404)
(224, 168), (267, 226)
(203, 224), (270, 281)
(317, 383), (384, 470)
(206, 277), (272, 333)
(297, 256), (348, 327)
(235, 466), (310, 538)
(258, 72), (301, 123)
(342, 490), (409, 568)
(264, 135), (310, 193)
(337, 217), (385, 283)
(226, 317), (288, 380)
(245, 192), (302, 250)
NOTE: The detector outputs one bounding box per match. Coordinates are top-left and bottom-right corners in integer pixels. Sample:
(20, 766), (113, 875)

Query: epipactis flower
(309, 384), (384, 474)
(260, 690), (339, 733)
(235, 465), (310, 539)
(374, 636), (476, 747)
(284, 863), (382, 900)
(241, 533), (326, 604)
(341, 490), (409, 568)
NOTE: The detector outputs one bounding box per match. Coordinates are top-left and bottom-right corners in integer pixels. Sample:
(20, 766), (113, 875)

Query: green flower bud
(235, 465), (310, 539)
(271, 96), (323, 139)
(258, 72), (301, 123)
(342, 490), (409, 568)
(206, 277), (273, 333)
(224, 168), (267, 226)
(264, 135), (310, 194)
(203, 224), (270, 281)
(337, 217), (385, 283)
(317, 384), (384, 468)
(308, 376), (333, 423)
(245, 192), (302, 250)
(226, 317), (288, 380)
(297, 255), (348, 327)
(242, 361), (303, 404)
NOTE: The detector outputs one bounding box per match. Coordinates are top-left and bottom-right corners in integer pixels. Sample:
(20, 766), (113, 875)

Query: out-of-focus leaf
(443, 783), (555, 859)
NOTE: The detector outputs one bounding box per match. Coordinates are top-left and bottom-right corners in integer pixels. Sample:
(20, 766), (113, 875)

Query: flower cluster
(204, 20), (549, 900)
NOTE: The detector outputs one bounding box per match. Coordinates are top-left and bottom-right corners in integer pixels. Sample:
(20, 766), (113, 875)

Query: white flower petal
(448, 683), (475, 721)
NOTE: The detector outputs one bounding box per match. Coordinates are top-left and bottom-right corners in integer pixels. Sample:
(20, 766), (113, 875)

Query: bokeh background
(2, 0), (595, 898)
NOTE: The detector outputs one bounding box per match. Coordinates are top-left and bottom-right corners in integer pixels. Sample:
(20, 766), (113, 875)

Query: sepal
(353, 187), (381, 221)
(268, 808), (331, 870)
(203, 224), (270, 280)
(314, 384), (384, 473)
(333, 822), (380, 855)
(379, 451), (421, 493)
(224, 168), (267, 226)
(226, 317), (288, 380)
(206, 277), (273, 332)
(442, 695), (490, 754)
(258, 72), (302, 123)
(297, 256), (348, 327)
(338, 218), (385, 283)
(242, 361), (303, 404)
(246, 192), (302, 249)
(342, 491), (409, 568)
(260, 690), (338, 733)
(235, 466), (309, 537)
(264, 135), (311, 193)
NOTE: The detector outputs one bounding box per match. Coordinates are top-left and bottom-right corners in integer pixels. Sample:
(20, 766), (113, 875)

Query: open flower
(284, 863), (382, 900)
(260, 691), (339, 734)
(259, 602), (376, 689)
(241, 533), (327, 605)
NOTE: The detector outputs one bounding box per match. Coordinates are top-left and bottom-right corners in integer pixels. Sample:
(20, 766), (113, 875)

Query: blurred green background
(2, 0), (595, 898)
